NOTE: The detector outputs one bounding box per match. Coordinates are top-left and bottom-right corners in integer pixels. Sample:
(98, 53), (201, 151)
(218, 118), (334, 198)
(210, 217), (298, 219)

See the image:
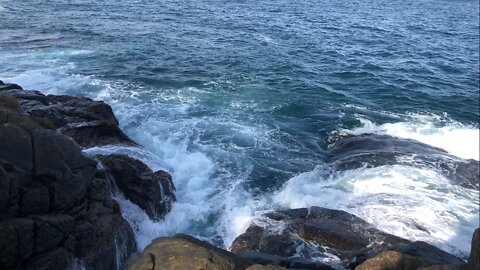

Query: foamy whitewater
(1, 0), (479, 263)
(84, 76), (478, 258)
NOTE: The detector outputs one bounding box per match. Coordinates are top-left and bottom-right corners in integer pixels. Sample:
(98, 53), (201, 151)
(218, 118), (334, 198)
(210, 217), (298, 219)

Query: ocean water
(1, 0), (479, 260)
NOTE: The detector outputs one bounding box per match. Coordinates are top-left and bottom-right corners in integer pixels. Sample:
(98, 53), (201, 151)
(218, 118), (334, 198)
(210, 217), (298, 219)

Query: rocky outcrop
(0, 88), (136, 268)
(231, 207), (466, 269)
(0, 83), (136, 148)
(328, 134), (480, 189)
(128, 234), (294, 270)
(128, 234), (253, 270)
(98, 154), (176, 220)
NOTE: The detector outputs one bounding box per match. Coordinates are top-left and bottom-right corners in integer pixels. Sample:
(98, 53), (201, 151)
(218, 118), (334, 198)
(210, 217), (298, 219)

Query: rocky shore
(0, 81), (478, 270)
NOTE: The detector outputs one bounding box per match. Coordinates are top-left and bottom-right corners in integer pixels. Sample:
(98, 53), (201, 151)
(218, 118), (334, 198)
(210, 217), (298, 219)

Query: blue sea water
(0, 0), (479, 260)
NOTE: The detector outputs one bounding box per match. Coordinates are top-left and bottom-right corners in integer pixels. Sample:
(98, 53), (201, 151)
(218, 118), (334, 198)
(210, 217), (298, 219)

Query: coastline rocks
(328, 134), (480, 189)
(231, 207), (465, 269)
(99, 154), (176, 220)
(0, 93), (136, 269)
(128, 234), (253, 270)
(0, 83), (136, 148)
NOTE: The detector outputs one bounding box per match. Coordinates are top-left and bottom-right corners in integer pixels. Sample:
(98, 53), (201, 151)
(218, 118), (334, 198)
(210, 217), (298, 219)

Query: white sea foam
(3, 70), (92, 95)
(335, 115), (479, 160)
(3, 56), (477, 259)
(271, 164), (479, 258)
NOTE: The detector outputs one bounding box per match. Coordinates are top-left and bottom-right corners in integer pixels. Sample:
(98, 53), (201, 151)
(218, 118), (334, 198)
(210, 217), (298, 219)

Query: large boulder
(128, 234), (253, 270)
(0, 84), (136, 148)
(231, 207), (465, 269)
(98, 154), (176, 220)
(0, 92), (136, 269)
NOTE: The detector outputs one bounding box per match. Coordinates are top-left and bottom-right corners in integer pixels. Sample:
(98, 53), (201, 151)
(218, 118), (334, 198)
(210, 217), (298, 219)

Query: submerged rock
(99, 154), (176, 220)
(0, 93), (136, 269)
(0, 85), (136, 148)
(328, 134), (479, 189)
(231, 207), (466, 269)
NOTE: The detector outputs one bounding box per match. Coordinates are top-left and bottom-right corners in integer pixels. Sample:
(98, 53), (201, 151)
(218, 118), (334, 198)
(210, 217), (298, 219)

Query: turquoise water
(1, 0), (479, 259)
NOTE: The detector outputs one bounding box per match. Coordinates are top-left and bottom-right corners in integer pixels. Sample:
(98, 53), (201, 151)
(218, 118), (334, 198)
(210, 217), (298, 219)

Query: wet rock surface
(231, 207), (466, 269)
(0, 90), (137, 269)
(328, 134), (480, 189)
(1, 84), (136, 148)
(98, 154), (176, 220)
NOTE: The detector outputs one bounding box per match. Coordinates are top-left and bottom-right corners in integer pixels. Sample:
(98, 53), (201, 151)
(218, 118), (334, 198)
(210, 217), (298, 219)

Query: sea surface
(1, 0), (479, 260)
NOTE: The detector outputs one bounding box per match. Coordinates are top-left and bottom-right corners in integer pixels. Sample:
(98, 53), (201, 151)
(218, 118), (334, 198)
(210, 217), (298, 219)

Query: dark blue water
(1, 0), (479, 259)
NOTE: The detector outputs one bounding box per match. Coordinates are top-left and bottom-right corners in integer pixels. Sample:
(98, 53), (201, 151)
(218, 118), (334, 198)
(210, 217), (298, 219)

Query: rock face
(128, 234), (253, 270)
(231, 207), (466, 269)
(0, 88), (136, 268)
(1, 84), (136, 148)
(328, 134), (480, 189)
(99, 154), (176, 220)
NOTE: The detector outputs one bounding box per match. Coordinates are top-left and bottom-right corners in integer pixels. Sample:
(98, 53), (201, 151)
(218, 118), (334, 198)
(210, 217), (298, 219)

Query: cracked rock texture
(0, 86), (136, 269)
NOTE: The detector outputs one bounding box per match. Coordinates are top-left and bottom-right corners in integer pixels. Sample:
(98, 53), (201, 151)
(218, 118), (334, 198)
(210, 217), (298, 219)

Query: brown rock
(128, 234), (252, 270)
(355, 251), (430, 270)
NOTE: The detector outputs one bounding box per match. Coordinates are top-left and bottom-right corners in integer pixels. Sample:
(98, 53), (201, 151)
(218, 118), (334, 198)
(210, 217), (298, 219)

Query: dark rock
(0, 93), (137, 269)
(246, 265), (286, 270)
(32, 129), (96, 211)
(232, 207), (465, 269)
(237, 252), (287, 266)
(61, 121), (136, 148)
(0, 83), (23, 91)
(31, 93), (135, 148)
(288, 257), (336, 270)
(328, 134), (479, 189)
(25, 248), (74, 270)
(80, 213), (137, 270)
(0, 93), (20, 111)
(2, 87), (135, 148)
(19, 182), (50, 215)
(466, 228), (479, 270)
(392, 241), (465, 266)
(419, 266), (457, 270)
(128, 234), (252, 270)
(0, 218), (34, 268)
(1, 89), (49, 106)
(99, 154), (176, 220)
(0, 123), (33, 171)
